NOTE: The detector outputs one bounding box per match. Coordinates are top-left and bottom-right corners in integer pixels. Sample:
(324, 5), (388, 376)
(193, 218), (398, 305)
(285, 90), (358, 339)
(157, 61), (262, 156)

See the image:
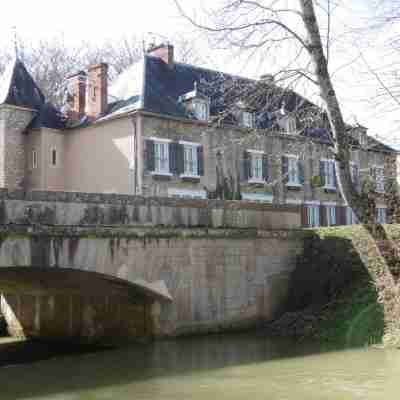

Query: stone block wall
(0, 189), (301, 229)
(0, 106), (34, 190)
(0, 226), (304, 338)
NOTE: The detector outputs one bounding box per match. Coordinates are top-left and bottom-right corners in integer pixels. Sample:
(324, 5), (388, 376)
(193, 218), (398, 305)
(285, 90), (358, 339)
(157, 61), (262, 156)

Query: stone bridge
(0, 190), (303, 344)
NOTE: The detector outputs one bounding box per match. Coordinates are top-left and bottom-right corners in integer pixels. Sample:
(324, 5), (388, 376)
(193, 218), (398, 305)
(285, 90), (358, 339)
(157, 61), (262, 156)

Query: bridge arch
(0, 267), (171, 344)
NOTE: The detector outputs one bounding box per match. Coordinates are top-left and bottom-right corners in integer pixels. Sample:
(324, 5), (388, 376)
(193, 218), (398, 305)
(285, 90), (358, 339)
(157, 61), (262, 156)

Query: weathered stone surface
(0, 190), (300, 229)
(0, 226), (304, 338)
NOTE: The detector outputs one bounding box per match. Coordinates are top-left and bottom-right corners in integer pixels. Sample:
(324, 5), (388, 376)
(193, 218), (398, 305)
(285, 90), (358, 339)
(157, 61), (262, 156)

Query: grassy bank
(268, 224), (400, 347)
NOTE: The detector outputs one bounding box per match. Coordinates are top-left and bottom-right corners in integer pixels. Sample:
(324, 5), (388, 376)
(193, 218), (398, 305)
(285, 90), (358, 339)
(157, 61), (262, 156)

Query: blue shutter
(169, 142), (178, 174)
(333, 162), (337, 187)
(243, 151), (251, 180)
(262, 154), (269, 182)
(320, 161), (326, 186)
(146, 140), (155, 172)
(282, 156), (288, 183)
(197, 146), (204, 176)
(298, 160), (305, 184)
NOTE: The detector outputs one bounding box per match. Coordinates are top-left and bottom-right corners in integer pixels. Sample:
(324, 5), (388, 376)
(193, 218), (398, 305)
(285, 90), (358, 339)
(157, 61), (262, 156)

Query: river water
(0, 333), (398, 400)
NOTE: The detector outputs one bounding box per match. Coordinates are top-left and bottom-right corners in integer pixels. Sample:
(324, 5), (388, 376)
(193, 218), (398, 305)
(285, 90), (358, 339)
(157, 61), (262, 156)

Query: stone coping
(0, 225), (305, 240)
(0, 189), (299, 212)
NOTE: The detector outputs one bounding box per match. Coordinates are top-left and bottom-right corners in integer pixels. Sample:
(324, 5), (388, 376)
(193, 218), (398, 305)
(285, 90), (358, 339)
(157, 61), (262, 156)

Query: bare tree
(175, 0), (400, 346)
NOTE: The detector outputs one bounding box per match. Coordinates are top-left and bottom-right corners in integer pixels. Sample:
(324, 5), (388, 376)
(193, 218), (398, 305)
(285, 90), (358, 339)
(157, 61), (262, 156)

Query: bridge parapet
(0, 189), (300, 230)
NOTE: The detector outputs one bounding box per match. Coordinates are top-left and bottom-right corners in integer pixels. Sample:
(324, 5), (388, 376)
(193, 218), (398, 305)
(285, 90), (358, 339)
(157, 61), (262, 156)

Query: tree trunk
(299, 0), (368, 223)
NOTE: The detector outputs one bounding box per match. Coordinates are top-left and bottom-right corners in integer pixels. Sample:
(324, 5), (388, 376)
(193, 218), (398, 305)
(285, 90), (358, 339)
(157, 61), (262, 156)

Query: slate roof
(0, 58), (66, 129)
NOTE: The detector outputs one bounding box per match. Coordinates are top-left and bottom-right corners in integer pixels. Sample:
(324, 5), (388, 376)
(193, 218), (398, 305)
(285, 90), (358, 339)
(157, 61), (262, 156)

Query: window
(350, 162), (359, 186)
(242, 192), (273, 203)
(286, 117), (296, 133)
(51, 148), (57, 166)
(241, 111), (254, 128)
(376, 207), (386, 224)
(288, 156), (300, 185)
(326, 205), (336, 226)
(183, 144), (198, 176)
(32, 149), (37, 169)
(372, 166), (385, 193)
(346, 207), (358, 225)
(154, 141), (170, 174)
(194, 100), (209, 121)
(246, 150), (267, 183)
(251, 153), (263, 180)
(321, 160), (336, 189)
(306, 205), (320, 227)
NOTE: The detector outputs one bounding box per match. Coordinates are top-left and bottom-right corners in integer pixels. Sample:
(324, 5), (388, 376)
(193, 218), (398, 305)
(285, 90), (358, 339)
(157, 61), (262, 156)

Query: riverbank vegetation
(267, 224), (400, 348)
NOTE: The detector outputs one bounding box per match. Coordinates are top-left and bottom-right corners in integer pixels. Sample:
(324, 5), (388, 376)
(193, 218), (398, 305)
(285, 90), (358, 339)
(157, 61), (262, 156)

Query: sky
(1, 0), (399, 148)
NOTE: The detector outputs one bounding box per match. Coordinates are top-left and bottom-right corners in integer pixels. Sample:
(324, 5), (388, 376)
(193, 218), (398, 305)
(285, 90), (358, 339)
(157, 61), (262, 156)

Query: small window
(288, 156), (300, 185)
(32, 149), (37, 169)
(350, 162), (359, 185)
(183, 144), (198, 176)
(321, 160), (336, 189)
(326, 205), (336, 226)
(306, 205), (320, 227)
(154, 141), (170, 173)
(372, 166), (385, 193)
(51, 148), (57, 166)
(285, 117), (296, 133)
(251, 154), (263, 180)
(241, 111), (254, 128)
(376, 208), (386, 224)
(194, 100), (209, 121)
(346, 207), (358, 225)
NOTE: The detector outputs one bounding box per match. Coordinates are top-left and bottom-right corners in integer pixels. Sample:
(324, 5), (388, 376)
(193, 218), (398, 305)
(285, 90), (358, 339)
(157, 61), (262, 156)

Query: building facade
(0, 44), (396, 226)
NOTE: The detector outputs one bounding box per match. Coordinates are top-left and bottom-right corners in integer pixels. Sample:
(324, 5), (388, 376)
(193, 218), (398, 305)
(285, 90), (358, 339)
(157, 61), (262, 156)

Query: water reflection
(0, 333), (399, 400)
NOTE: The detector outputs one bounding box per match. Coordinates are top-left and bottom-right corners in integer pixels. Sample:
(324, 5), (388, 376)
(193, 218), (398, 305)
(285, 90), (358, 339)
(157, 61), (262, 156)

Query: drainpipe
(129, 117), (137, 195)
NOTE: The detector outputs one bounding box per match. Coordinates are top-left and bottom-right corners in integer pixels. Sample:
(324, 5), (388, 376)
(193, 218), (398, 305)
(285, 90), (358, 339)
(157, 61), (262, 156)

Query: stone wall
(0, 189), (300, 229)
(0, 226), (304, 338)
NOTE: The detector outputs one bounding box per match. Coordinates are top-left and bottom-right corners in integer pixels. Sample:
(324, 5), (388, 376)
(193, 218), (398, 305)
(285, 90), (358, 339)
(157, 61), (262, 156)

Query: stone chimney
(86, 63), (108, 118)
(66, 70), (87, 119)
(147, 43), (174, 67)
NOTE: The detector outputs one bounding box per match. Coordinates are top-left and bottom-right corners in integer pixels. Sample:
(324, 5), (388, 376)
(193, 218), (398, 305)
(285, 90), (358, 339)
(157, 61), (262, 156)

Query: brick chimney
(147, 43), (174, 67)
(66, 70), (87, 119)
(86, 63), (108, 118)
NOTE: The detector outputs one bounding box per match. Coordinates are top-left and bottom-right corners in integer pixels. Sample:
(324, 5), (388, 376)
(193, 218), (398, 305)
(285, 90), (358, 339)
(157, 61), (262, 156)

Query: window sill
(180, 174), (201, 180)
(151, 171), (173, 180)
(323, 186), (337, 192)
(248, 179), (265, 184)
(286, 182), (302, 190)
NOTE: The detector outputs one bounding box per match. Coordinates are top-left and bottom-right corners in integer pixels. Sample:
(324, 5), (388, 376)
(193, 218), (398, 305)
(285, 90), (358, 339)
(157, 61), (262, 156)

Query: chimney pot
(147, 43), (174, 67)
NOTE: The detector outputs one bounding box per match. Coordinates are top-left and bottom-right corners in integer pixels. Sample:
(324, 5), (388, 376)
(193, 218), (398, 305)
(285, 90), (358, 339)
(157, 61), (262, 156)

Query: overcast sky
(1, 0), (399, 148)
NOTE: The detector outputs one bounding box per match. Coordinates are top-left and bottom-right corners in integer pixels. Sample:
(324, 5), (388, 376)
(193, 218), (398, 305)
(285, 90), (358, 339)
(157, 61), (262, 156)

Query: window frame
(321, 159), (336, 189)
(305, 203), (320, 227)
(373, 165), (385, 193)
(247, 149), (265, 183)
(179, 140), (201, 178)
(32, 149), (37, 169)
(325, 204), (337, 226)
(193, 99), (210, 121)
(149, 137), (172, 176)
(286, 154), (301, 186)
(376, 207), (387, 224)
(241, 111), (255, 128)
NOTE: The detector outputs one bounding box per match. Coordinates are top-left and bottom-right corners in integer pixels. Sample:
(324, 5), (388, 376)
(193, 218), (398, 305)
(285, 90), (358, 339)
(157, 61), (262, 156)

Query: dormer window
(285, 116), (296, 134)
(241, 111), (255, 128)
(194, 99), (209, 121)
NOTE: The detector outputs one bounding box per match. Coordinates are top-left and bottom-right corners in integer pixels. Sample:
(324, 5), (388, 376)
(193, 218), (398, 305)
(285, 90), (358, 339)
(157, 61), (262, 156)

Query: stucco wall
(64, 117), (135, 194)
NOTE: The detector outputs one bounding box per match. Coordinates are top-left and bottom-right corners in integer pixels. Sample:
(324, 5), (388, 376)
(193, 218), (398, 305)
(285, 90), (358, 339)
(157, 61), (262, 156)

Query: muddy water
(0, 334), (398, 400)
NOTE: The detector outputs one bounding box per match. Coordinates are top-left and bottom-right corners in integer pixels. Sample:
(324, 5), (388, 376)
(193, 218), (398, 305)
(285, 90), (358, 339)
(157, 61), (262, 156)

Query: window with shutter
(247, 150), (265, 183)
(306, 205), (320, 227)
(178, 141), (202, 178)
(148, 137), (172, 175)
(321, 159), (336, 189)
